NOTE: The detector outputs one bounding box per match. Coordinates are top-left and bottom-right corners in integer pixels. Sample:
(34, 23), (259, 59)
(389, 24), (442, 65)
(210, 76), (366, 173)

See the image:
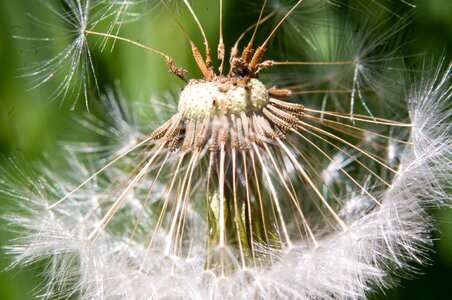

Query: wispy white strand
(2, 61), (450, 299)
(2, 1), (451, 299)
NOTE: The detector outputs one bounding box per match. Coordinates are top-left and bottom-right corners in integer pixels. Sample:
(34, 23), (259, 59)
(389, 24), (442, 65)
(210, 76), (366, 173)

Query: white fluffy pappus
(3, 0), (452, 299)
(18, 0), (156, 109)
(2, 62), (451, 299)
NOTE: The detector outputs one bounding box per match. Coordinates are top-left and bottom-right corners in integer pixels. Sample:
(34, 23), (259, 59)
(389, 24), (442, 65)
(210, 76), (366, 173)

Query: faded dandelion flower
(2, 0), (451, 299)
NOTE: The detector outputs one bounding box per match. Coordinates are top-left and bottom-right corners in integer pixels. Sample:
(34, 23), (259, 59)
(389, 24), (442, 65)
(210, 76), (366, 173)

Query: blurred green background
(0, 0), (451, 299)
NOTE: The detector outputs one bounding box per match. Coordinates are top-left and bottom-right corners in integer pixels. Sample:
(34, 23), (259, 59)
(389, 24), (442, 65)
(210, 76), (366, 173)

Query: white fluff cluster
(21, 0), (156, 109)
(3, 0), (451, 299)
(2, 63), (450, 299)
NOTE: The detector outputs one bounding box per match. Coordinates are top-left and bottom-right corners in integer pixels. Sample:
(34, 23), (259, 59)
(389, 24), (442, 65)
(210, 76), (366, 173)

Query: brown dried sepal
(149, 99), (305, 153)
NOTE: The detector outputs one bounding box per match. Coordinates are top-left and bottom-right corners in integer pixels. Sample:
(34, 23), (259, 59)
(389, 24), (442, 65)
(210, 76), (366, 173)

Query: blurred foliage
(0, 0), (450, 299)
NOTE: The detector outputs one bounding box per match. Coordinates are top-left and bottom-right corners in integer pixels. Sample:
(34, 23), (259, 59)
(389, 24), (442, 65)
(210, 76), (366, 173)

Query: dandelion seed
(2, 0), (451, 299)
(19, 0), (157, 109)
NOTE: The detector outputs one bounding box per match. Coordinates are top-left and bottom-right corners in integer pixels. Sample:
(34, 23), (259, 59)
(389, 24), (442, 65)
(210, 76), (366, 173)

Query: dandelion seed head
(3, 1), (452, 299)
